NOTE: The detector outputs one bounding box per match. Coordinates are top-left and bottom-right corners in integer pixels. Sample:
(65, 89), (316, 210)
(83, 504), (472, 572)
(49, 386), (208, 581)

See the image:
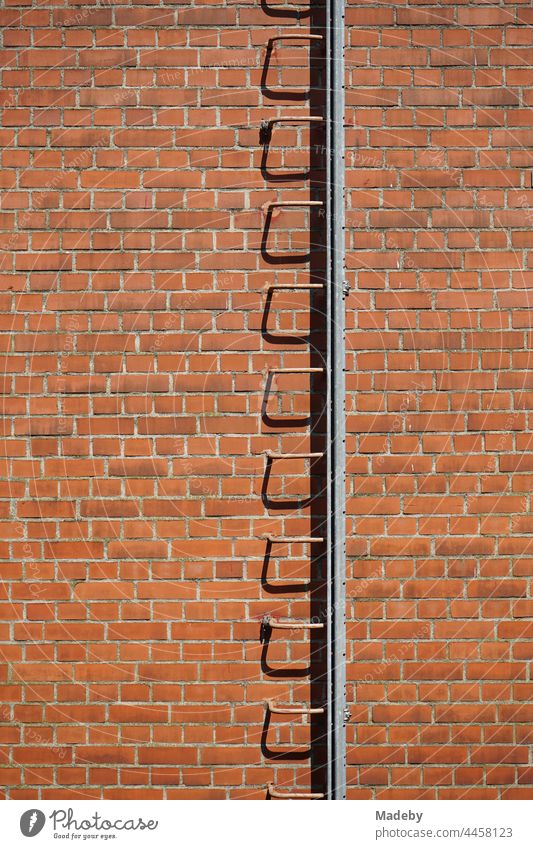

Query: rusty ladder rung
(265, 451), (324, 460)
(265, 580), (311, 588)
(267, 700), (324, 715)
(268, 783), (324, 800)
(264, 34), (324, 99)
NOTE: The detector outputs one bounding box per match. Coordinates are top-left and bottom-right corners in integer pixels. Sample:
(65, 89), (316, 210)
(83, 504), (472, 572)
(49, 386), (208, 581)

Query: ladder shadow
(261, 454), (315, 511)
(307, 0), (329, 800)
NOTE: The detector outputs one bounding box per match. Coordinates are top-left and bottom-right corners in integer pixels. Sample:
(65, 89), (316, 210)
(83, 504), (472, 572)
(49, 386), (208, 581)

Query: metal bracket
(325, 0), (347, 801)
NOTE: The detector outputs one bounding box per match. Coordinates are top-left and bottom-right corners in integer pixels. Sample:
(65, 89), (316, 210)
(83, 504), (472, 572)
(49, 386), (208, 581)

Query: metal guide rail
(256, 0), (346, 801)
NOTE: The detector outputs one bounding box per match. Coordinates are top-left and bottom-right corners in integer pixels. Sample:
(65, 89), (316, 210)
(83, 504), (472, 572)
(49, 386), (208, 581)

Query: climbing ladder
(257, 0), (346, 801)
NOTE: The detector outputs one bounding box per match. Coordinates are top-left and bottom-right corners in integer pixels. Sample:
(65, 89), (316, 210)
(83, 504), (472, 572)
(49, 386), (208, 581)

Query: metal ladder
(257, 0), (347, 801)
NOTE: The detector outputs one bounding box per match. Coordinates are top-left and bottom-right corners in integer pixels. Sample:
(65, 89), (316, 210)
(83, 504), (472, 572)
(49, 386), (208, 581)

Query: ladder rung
(268, 783), (324, 800)
(265, 451), (324, 460)
(270, 34), (324, 42)
(265, 616), (324, 631)
(265, 580), (310, 588)
(268, 367), (324, 374)
(263, 535), (324, 543)
(268, 200), (324, 208)
(267, 700), (324, 715)
(264, 282), (325, 290)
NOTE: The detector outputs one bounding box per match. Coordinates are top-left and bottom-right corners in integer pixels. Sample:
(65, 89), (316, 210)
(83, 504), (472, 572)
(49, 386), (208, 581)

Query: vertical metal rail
(325, 0), (347, 800)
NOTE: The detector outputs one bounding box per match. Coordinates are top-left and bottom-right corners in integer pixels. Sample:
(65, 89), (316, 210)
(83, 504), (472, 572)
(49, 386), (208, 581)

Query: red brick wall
(0, 0), (532, 800)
